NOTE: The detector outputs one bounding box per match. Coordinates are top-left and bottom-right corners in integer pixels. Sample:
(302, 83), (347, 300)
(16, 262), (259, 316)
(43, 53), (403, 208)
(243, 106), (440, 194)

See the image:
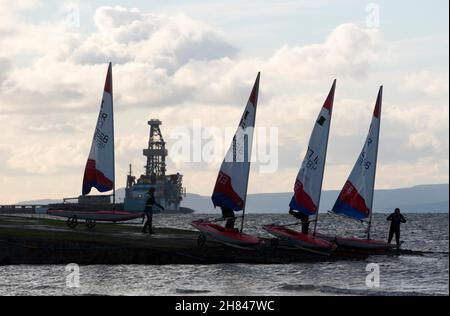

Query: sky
(0, 0), (448, 204)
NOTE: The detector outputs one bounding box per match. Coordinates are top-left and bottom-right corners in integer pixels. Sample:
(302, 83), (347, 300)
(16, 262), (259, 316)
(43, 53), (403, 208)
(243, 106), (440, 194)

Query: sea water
(0, 213), (448, 296)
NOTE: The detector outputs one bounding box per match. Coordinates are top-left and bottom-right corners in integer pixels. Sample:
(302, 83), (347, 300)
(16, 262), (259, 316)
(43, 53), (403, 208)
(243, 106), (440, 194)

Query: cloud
(0, 0), (40, 10)
(267, 23), (383, 82)
(73, 6), (237, 71)
(0, 3), (447, 203)
(26, 123), (78, 134)
(94, 6), (144, 32)
(404, 70), (449, 97)
(6, 140), (88, 175)
(408, 132), (441, 150)
(0, 58), (11, 84)
(377, 157), (449, 189)
(0, 0), (40, 31)
(0, 5), (240, 114)
(0, 6), (383, 115)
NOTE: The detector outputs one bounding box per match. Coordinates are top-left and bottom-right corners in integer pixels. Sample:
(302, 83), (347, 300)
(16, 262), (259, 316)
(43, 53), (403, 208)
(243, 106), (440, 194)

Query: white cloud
(404, 70), (449, 97)
(6, 140), (88, 175)
(0, 3), (448, 203)
(72, 6), (237, 71)
(377, 157), (449, 189)
(0, 7), (383, 114)
(0, 0), (40, 29)
(408, 132), (441, 150)
(0, 58), (11, 84)
(267, 23), (382, 82)
(0, 0), (40, 10)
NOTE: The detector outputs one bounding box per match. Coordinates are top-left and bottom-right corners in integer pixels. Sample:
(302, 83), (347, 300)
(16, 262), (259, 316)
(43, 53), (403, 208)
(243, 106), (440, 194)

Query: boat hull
(191, 220), (261, 247)
(335, 237), (390, 250)
(263, 224), (333, 251)
(48, 210), (143, 222)
(319, 234), (390, 250)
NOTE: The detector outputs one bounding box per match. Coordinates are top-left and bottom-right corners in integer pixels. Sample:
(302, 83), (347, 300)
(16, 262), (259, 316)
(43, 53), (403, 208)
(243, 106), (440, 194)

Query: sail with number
(289, 80), (336, 216)
(211, 73), (260, 212)
(82, 63), (115, 196)
(331, 86), (383, 220)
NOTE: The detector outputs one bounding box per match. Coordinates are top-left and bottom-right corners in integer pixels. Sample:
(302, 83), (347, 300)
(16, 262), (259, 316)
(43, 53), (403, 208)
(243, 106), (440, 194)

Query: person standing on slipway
(142, 188), (164, 235)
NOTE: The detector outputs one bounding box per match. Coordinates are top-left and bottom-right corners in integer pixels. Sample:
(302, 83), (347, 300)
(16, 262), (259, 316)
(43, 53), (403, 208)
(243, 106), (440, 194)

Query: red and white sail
(331, 86), (383, 220)
(289, 80), (336, 216)
(82, 63), (115, 195)
(211, 73), (260, 212)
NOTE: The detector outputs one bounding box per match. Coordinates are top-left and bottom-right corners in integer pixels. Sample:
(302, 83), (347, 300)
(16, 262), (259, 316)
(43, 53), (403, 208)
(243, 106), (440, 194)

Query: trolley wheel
(67, 216), (78, 229)
(197, 234), (207, 247)
(86, 220), (97, 229)
(270, 238), (279, 249)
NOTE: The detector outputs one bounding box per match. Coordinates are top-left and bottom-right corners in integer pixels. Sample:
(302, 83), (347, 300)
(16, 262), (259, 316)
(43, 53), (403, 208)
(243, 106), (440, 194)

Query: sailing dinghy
(263, 80), (337, 254)
(322, 86), (390, 250)
(48, 63), (142, 228)
(192, 73), (262, 249)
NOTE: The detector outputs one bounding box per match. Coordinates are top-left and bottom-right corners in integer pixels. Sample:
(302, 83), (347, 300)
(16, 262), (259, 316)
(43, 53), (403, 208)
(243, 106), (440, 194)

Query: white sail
(332, 86), (383, 220)
(82, 63), (115, 195)
(211, 73), (261, 211)
(289, 80), (336, 216)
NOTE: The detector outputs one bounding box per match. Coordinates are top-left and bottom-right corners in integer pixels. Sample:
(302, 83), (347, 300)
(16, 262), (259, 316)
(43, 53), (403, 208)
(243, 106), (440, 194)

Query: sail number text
(357, 137), (374, 170)
(306, 147), (320, 170)
(94, 127), (109, 149)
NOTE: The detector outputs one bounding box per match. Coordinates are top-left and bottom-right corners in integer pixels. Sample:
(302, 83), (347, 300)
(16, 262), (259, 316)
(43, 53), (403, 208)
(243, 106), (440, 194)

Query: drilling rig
(124, 120), (187, 213)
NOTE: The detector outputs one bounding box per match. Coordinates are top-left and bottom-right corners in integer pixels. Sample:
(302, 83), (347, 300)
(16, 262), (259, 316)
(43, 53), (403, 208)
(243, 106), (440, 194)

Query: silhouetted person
(387, 208), (406, 246)
(221, 206), (236, 230)
(289, 208), (310, 234)
(142, 188), (164, 235)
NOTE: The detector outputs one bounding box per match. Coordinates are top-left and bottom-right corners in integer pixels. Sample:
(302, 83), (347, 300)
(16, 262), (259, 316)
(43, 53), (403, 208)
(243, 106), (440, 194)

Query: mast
(367, 86), (383, 240)
(240, 135), (251, 233)
(313, 79), (336, 237)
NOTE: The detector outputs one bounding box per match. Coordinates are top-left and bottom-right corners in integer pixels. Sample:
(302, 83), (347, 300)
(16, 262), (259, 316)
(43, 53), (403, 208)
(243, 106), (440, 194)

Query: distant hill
(181, 184), (449, 214)
(16, 184), (449, 214)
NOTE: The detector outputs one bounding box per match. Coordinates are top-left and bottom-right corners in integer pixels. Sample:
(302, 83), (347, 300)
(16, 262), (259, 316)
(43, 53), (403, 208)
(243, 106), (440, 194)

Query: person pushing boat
(387, 208), (406, 247)
(142, 188), (164, 235)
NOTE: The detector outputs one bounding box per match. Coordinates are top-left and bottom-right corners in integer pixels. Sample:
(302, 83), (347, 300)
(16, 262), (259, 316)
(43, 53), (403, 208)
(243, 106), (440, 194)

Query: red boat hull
(335, 237), (390, 250)
(191, 220), (261, 247)
(318, 233), (390, 250)
(263, 224), (333, 250)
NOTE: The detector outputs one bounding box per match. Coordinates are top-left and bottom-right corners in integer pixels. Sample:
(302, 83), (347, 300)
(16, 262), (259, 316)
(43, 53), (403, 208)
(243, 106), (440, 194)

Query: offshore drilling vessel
(49, 119), (192, 214)
(123, 119), (189, 213)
